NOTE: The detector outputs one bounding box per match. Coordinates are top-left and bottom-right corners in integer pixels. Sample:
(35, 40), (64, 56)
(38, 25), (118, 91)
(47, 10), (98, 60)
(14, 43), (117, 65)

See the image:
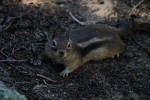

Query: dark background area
(0, 0), (150, 100)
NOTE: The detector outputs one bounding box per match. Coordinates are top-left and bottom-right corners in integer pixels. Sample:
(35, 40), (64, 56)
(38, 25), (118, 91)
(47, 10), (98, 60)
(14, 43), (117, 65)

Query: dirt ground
(0, 0), (150, 100)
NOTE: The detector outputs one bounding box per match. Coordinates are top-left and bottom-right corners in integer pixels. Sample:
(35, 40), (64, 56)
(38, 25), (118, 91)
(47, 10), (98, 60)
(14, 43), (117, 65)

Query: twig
(5, 63), (56, 83)
(44, 32), (50, 42)
(3, 62), (56, 84)
(0, 17), (17, 33)
(67, 10), (85, 25)
(0, 59), (28, 62)
(0, 48), (12, 59)
(128, 0), (145, 17)
(36, 74), (56, 83)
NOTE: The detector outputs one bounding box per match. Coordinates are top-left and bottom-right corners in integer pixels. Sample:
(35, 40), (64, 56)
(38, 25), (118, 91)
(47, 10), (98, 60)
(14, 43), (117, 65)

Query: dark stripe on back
(80, 40), (109, 57)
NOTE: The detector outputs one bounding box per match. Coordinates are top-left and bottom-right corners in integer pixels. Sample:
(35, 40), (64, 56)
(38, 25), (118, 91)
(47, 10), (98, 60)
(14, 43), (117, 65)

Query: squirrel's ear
(51, 30), (57, 39)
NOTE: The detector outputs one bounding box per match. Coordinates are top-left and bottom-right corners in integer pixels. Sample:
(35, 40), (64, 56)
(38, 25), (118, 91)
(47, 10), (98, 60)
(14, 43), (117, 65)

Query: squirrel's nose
(59, 50), (65, 56)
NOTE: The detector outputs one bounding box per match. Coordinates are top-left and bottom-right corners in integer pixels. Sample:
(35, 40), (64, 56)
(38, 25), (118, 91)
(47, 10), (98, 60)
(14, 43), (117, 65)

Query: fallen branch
(5, 63), (56, 83)
(36, 74), (56, 83)
(44, 32), (50, 42)
(128, 0), (145, 17)
(67, 10), (85, 25)
(67, 10), (104, 25)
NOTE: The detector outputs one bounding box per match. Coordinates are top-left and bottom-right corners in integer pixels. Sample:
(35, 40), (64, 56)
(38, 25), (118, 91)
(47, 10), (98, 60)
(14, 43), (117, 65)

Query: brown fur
(45, 25), (125, 76)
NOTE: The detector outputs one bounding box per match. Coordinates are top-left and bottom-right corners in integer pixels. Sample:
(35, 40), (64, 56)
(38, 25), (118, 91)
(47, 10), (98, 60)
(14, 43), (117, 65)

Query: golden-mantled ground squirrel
(45, 24), (125, 77)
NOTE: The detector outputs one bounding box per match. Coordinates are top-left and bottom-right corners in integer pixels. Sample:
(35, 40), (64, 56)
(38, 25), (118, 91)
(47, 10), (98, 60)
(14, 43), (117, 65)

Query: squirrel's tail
(111, 15), (150, 39)
(132, 20), (150, 33)
(110, 16), (134, 39)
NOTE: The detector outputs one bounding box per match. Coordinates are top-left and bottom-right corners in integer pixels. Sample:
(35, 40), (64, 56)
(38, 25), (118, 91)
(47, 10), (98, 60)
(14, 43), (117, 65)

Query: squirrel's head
(48, 32), (72, 58)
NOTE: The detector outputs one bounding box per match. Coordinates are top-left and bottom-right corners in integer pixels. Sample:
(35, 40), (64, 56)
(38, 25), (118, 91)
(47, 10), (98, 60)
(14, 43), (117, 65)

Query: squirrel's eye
(51, 40), (56, 47)
(67, 42), (71, 48)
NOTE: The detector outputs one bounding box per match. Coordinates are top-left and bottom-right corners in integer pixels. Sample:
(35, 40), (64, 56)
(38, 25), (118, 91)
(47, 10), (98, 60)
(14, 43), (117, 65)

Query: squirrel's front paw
(59, 68), (72, 77)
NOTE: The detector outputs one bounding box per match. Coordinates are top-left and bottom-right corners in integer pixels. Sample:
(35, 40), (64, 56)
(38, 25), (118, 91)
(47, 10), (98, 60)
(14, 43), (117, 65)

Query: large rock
(0, 81), (27, 100)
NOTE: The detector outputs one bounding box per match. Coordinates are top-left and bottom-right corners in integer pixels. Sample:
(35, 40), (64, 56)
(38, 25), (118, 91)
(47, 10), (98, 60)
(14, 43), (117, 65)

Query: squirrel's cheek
(63, 53), (67, 57)
(66, 48), (71, 52)
(55, 52), (60, 56)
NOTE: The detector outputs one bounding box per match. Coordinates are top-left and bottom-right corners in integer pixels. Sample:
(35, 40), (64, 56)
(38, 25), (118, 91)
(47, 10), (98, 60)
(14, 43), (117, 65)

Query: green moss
(0, 88), (27, 100)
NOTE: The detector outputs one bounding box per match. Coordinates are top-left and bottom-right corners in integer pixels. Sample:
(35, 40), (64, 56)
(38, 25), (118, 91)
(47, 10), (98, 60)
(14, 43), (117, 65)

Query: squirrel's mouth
(59, 55), (64, 57)
(58, 53), (66, 58)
